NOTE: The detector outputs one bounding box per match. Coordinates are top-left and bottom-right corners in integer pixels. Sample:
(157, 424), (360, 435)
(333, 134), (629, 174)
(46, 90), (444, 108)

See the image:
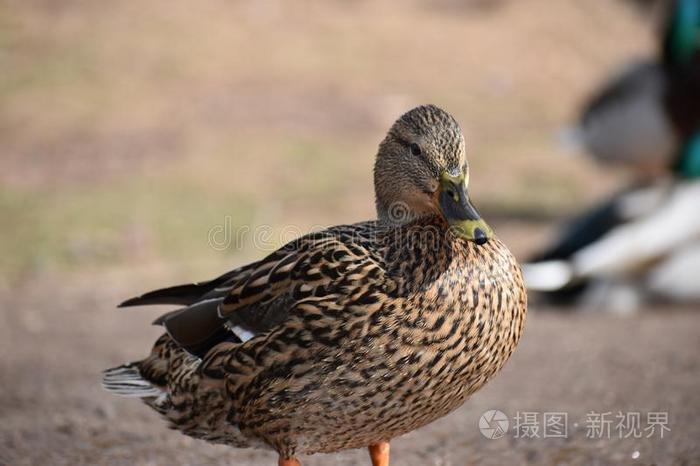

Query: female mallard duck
(103, 105), (527, 466)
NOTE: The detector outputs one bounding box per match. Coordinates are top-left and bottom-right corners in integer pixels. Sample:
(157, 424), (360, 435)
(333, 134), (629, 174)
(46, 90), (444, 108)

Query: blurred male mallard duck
(564, 0), (700, 174)
(525, 0), (700, 310)
(103, 105), (527, 466)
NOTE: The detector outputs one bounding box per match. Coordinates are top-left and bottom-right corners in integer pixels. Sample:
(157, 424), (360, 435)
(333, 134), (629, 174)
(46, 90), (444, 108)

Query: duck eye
(409, 143), (422, 156)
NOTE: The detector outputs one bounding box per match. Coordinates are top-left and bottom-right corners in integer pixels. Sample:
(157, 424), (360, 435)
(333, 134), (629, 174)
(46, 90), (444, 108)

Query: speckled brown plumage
(103, 105), (527, 465)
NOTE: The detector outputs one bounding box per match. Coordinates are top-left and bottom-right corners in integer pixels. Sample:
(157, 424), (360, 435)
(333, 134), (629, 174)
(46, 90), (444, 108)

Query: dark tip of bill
(474, 228), (488, 245)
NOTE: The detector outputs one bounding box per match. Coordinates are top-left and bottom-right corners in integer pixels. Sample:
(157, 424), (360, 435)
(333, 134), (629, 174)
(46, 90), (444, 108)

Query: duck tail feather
(101, 363), (163, 398)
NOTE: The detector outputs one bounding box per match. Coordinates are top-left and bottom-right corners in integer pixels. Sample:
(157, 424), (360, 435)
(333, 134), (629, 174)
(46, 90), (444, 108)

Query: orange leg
(368, 441), (390, 466)
(278, 456), (301, 466)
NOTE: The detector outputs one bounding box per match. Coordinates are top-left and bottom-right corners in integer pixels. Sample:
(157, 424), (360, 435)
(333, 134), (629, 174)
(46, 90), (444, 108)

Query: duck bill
(438, 172), (493, 245)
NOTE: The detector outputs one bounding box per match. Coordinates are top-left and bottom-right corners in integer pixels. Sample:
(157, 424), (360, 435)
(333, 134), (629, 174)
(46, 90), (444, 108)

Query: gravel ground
(1, 271), (698, 466)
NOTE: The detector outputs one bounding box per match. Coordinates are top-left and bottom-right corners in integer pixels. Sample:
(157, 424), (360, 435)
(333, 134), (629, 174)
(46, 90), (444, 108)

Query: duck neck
(376, 199), (436, 226)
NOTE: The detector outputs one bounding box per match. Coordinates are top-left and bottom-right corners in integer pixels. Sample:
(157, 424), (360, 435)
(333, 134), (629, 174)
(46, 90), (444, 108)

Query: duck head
(374, 105), (493, 245)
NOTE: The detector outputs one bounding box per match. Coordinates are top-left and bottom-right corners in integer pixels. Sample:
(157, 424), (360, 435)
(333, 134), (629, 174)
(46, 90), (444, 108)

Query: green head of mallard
(374, 105), (493, 245)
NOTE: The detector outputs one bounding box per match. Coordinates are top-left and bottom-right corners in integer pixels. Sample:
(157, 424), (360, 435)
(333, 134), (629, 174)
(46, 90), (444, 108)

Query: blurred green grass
(0, 175), (249, 275)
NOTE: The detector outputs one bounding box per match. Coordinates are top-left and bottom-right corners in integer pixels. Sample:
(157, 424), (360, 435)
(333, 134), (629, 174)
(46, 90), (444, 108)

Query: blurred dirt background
(1, 0), (698, 465)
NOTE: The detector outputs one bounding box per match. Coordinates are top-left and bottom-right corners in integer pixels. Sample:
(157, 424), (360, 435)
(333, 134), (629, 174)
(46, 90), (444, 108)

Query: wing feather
(127, 222), (383, 357)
